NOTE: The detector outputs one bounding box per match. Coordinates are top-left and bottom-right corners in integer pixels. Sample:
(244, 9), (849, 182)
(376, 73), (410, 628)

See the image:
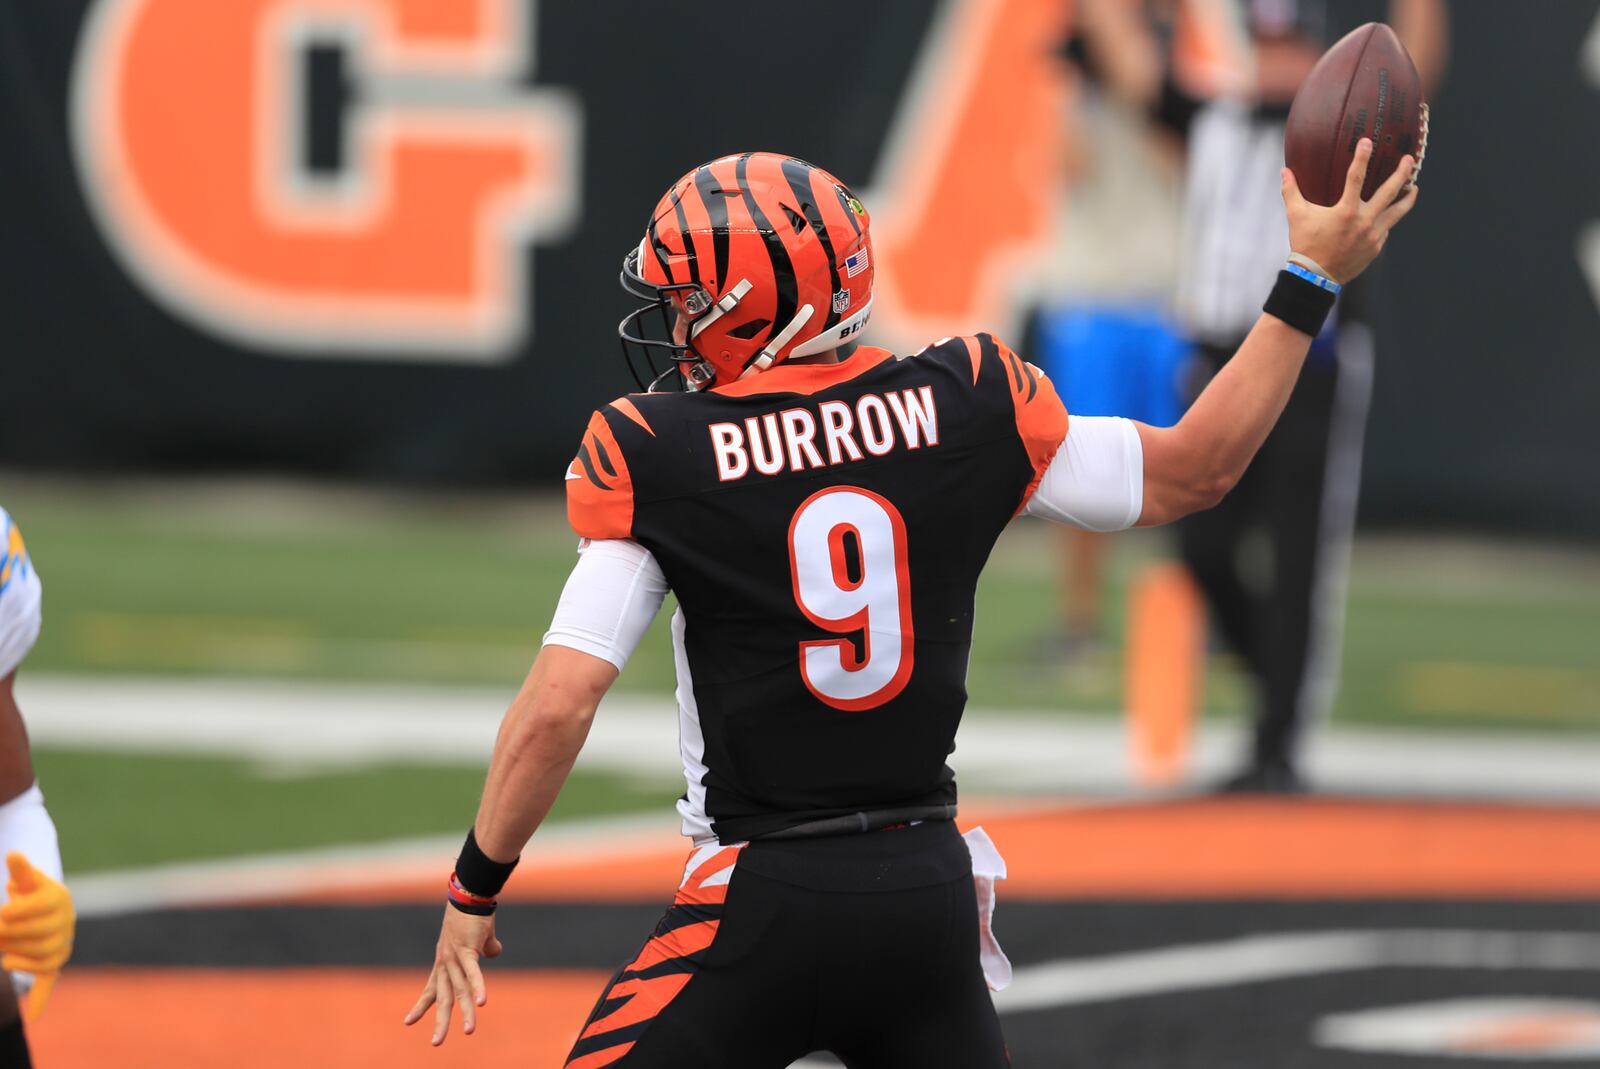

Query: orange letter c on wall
(72, 0), (579, 360)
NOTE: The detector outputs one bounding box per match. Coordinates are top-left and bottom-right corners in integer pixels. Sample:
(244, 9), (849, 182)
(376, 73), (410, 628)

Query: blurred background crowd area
(0, 0), (1597, 876)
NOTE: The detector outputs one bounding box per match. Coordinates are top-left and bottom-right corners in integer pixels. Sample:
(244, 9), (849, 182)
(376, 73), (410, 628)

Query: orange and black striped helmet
(618, 152), (874, 391)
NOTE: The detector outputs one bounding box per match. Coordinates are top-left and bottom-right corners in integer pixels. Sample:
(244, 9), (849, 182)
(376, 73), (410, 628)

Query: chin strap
(690, 278), (754, 340)
(739, 304), (816, 379)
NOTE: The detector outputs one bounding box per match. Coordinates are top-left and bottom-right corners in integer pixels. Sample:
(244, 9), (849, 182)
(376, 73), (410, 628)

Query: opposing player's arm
(0, 676), (34, 807)
(0, 515), (73, 1024)
(1135, 139), (1416, 526)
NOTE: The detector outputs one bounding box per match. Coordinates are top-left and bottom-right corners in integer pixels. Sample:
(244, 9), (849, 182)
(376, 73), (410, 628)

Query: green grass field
(33, 751), (676, 873)
(8, 477), (1599, 873)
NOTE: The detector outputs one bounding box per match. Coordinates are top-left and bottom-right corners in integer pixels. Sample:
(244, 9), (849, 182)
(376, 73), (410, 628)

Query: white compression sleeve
(1022, 415), (1145, 532)
(542, 539), (670, 671)
(0, 782), (63, 884)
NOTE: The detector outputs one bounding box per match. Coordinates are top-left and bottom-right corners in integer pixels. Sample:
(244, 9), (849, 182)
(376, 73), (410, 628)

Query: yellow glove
(1, 851), (74, 1022)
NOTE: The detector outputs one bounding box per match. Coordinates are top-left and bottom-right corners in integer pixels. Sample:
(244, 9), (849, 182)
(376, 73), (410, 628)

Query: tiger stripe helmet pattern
(618, 152), (874, 391)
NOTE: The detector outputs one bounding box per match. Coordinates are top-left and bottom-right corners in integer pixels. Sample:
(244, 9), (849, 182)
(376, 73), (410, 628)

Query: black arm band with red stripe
(455, 828), (519, 899)
(1262, 269), (1337, 337)
(446, 873), (497, 916)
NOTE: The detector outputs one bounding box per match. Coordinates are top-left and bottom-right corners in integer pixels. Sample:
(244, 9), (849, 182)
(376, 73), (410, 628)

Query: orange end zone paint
(278, 799), (1600, 908)
(28, 967), (609, 1069)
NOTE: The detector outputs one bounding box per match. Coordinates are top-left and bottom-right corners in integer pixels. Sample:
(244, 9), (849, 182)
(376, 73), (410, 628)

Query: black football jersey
(566, 335), (1068, 843)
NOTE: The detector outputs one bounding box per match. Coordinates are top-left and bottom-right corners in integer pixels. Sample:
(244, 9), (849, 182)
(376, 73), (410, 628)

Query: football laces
(1408, 102), (1430, 190)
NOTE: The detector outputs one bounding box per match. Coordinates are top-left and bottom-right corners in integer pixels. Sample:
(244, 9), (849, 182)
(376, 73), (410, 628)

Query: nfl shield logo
(845, 250), (869, 278)
(832, 289), (851, 314)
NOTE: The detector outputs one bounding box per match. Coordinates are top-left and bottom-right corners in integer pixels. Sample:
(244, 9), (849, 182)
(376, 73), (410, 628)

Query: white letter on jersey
(780, 408), (825, 472)
(709, 421), (748, 482)
(819, 401), (864, 465)
(856, 395), (894, 456)
(745, 413), (785, 476)
(886, 386), (939, 449)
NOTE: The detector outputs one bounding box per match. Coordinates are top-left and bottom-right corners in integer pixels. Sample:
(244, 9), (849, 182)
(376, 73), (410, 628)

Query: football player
(407, 144), (1415, 1066)
(0, 507), (74, 1066)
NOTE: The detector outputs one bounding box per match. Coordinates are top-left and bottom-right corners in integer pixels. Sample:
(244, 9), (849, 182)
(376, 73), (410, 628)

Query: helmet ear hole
(726, 317), (772, 341)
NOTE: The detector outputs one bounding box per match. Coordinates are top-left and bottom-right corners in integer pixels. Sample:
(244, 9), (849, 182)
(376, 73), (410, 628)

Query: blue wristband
(1284, 261), (1342, 295)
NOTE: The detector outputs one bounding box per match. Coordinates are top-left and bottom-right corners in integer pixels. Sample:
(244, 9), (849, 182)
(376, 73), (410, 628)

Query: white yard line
(994, 930), (1600, 1014)
(791, 931), (1600, 1068)
(20, 673), (1600, 801)
(70, 809), (682, 918)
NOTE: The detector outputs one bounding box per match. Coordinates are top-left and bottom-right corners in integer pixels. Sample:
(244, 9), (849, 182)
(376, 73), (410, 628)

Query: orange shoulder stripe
(988, 334), (1068, 513)
(609, 396), (655, 435)
(565, 410), (634, 540)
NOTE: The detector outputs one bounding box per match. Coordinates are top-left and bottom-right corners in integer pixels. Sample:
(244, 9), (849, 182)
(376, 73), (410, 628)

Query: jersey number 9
(787, 487), (915, 711)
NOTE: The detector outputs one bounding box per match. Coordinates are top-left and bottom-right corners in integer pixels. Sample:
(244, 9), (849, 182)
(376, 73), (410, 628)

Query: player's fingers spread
(458, 951), (488, 1006)
(1369, 153), (1415, 209)
(432, 973), (453, 1045)
(1341, 138), (1373, 204)
(1378, 184), (1420, 229)
(1280, 167), (1303, 208)
(446, 960), (476, 1035)
(403, 980), (436, 1025)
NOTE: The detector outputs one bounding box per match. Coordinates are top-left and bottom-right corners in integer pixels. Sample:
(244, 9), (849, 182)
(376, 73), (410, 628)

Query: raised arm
(1135, 139), (1417, 526)
(1072, 0), (1165, 110)
(1390, 0), (1448, 96)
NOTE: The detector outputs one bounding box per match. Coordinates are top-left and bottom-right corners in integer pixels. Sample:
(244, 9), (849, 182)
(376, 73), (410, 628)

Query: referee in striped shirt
(1075, 0), (1446, 791)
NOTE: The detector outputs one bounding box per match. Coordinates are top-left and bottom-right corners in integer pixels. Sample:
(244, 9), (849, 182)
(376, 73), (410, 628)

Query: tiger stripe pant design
(564, 844), (741, 1067)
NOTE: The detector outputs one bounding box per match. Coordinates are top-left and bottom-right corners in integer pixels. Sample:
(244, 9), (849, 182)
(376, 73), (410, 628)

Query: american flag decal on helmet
(845, 249), (869, 278)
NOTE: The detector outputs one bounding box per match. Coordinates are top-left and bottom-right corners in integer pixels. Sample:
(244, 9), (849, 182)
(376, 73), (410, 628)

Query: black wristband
(456, 828), (519, 898)
(446, 895), (497, 917)
(1263, 269), (1337, 337)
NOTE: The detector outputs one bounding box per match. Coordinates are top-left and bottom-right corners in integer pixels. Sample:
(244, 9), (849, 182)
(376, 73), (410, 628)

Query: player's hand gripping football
(403, 903), (503, 1045)
(1283, 137), (1418, 284)
(0, 851), (75, 1022)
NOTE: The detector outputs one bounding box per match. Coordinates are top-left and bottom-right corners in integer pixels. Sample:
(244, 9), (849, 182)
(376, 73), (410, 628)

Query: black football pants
(565, 828), (1008, 1068)
(1177, 330), (1371, 770)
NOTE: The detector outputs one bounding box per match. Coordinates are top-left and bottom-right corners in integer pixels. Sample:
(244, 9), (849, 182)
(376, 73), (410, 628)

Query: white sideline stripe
(1316, 997), (1600, 1057)
(20, 673), (1600, 801)
(70, 809), (680, 918)
(994, 930), (1600, 1015)
(777, 932), (1600, 1069)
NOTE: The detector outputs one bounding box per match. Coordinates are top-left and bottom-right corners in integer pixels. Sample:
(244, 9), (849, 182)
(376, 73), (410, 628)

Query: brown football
(1284, 22), (1428, 207)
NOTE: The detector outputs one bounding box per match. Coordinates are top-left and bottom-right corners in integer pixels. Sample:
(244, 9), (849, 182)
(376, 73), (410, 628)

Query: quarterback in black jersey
(408, 146), (1417, 1066)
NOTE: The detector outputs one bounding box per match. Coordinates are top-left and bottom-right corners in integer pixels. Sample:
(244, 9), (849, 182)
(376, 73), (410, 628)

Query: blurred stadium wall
(1, 0), (1596, 536)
